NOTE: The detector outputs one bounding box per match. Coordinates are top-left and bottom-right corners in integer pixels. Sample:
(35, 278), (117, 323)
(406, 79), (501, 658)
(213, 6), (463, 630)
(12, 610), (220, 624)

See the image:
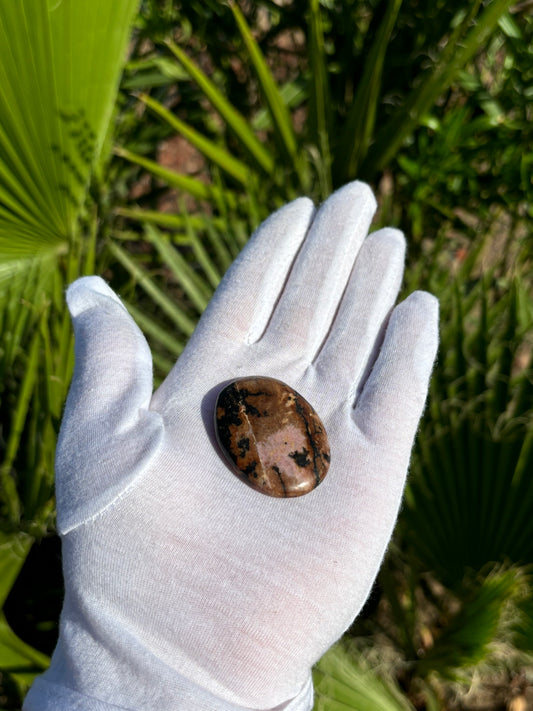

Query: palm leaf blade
(166, 40), (274, 175)
(139, 93), (252, 185)
(0, 0), (139, 251)
(230, 1), (298, 161)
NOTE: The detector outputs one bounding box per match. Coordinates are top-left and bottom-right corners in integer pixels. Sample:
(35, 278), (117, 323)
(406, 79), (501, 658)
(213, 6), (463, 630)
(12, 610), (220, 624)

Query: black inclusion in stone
(271, 465), (287, 496)
(289, 447), (311, 468)
(218, 385), (242, 427)
(293, 397), (324, 484)
(215, 385), (243, 468)
(240, 387), (271, 418)
(237, 437), (250, 457)
(243, 460), (258, 479)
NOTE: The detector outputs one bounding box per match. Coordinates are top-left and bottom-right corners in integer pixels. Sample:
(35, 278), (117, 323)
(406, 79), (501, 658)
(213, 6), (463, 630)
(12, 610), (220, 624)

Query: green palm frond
(404, 271), (533, 589)
(0, 0), (139, 260)
(229, 1), (298, 166)
(138, 92), (252, 186)
(111, 212), (249, 383)
(513, 587), (533, 654)
(313, 643), (415, 711)
(0, 532), (49, 696)
(114, 145), (239, 207)
(334, 0), (403, 181)
(361, 0), (517, 178)
(414, 568), (525, 680)
(165, 39), (275, 176)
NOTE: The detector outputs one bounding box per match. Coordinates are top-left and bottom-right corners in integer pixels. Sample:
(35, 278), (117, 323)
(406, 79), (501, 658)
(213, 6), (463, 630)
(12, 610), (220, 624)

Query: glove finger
(352, 290), (439, 449)
(258, 181), (376, 364)
(196, 196), (316, 348)
(314, 228), (405, 401)
(150, 197), (315, 411)
(64, 276), (154, 422)
(56, 276), (163, 534)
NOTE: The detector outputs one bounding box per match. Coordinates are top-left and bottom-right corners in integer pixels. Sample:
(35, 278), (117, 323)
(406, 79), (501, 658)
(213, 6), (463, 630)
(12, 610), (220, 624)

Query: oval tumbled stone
(214, 377), (330, 497)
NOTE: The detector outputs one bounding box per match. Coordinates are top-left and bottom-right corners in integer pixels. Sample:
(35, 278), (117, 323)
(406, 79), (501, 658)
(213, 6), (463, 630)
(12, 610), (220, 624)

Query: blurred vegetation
(0, 1), (532, 709)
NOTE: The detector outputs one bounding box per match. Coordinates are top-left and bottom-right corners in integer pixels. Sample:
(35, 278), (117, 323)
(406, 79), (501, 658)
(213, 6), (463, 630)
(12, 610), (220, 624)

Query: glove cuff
(24, 656), (314, 711)
(23, 677), (128, 711)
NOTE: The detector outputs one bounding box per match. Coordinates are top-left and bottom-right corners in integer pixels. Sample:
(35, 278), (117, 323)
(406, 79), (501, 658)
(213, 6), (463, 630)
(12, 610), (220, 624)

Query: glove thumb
(55, 277), (163, 534)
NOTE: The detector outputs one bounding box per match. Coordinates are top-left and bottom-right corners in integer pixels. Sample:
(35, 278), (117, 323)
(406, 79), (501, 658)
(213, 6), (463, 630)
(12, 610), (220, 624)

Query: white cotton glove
(24, 182), (438, 711)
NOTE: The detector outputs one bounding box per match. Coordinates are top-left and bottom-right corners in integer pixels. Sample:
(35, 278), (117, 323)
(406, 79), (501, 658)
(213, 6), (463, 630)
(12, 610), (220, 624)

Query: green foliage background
(0, 1), (531, 709)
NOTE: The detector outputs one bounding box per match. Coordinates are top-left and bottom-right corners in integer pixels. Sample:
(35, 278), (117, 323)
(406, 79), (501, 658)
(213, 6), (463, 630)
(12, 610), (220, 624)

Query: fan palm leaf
(0, 0), (139, 262)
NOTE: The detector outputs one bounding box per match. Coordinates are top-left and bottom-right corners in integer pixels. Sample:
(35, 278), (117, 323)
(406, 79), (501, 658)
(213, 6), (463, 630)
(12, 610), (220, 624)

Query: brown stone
(214, 377), (330, 497)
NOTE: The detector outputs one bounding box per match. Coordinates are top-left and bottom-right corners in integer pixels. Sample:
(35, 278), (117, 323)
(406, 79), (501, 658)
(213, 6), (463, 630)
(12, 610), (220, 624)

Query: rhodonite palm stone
(214, 377), (330, 497)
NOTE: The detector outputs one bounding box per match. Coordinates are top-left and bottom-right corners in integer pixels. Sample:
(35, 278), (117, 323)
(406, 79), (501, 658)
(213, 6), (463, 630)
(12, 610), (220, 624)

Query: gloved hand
(24, 182), (438, 711)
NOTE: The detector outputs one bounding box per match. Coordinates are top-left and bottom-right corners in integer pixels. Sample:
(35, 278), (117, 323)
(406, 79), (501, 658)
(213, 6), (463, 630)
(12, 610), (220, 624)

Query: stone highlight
(214, 377), (330, 497)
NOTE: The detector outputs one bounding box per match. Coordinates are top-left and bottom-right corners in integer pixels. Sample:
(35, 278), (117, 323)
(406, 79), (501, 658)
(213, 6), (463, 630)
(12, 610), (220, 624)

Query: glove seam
(58, 409), (165, 535)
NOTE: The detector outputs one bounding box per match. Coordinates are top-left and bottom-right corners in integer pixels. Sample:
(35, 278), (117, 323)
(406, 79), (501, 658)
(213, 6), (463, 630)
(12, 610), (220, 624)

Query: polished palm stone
(214, 376), (330, 497)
